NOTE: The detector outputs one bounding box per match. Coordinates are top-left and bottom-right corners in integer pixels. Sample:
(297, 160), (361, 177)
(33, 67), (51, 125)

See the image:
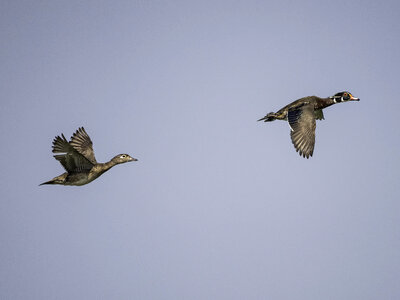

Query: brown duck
(40, 127), (137, 186)
(258, 91), (360, 158)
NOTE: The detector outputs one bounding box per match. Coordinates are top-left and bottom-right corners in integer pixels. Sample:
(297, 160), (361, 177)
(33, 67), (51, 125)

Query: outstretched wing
(69, 127), (97, 165)
(52, 134), (73, 153)
(53, 154), (93, 173)
(52, 130), (94, 173)
(288, 104), (316, 159)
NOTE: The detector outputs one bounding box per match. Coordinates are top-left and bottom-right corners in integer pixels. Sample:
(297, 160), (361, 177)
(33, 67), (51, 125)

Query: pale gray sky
(1, 1), (400, 299)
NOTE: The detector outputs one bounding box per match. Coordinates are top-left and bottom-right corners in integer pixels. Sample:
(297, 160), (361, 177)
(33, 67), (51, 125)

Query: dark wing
(52, 132), (94, 172)
(69, 127), (97, 164)
(52, 134), (72, 153)
(288, 104), (316, 158)
(53, 154), (93, 173)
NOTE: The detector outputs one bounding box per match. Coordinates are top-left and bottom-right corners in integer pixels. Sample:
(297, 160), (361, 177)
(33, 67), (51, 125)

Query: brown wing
(52, 131), (94, 172)
(53, 154), (93, 173)
(52, 134), (73, 153)
(288, 104), (316, 158)
(69, 127), (97, 164)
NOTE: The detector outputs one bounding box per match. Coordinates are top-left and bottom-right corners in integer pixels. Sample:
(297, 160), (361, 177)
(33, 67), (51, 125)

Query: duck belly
(65, 173), (91, 186)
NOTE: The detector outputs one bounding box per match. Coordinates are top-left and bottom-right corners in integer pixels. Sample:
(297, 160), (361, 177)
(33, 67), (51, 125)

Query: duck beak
(350, 95), (360, 101)
(129, 157), (138, 162)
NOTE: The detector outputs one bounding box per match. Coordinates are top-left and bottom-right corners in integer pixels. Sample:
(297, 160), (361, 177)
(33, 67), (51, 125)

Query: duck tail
(39, 179), (57, 186)
(258, 112), (277, 122)
(39, 176), (65, 186)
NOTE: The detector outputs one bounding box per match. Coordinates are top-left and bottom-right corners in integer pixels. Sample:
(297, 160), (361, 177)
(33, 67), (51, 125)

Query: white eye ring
(120, 155), (126, 158)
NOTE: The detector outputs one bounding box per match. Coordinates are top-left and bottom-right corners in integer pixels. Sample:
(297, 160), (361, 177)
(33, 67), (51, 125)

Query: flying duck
(40, 127), (137, 186)
(258, 91), (360, 158)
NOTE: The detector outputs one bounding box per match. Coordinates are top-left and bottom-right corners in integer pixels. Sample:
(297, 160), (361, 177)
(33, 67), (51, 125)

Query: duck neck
(329, 96), (346, 104)
(95, 160), (117, 176)
(315, 97), (336, 110)
(103, 160), (117, 171)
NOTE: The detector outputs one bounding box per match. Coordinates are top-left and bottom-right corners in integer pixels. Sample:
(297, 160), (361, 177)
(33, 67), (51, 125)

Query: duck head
(111, 154), (138, 164)
(330, 91), (360, 103)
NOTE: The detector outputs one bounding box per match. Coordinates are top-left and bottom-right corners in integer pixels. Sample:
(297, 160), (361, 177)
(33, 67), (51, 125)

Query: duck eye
(120, 155), (126, 158)
(343, 92), (350, 100)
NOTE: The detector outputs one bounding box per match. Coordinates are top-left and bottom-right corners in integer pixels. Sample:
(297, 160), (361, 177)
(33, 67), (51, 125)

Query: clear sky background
(1, 1), (400, 299)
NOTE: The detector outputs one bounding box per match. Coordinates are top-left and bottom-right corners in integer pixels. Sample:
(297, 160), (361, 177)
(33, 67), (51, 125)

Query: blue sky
(1, 1), (400, 299)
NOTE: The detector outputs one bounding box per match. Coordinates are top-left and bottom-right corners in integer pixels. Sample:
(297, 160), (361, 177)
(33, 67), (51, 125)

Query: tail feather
(39, 174), (66, 186)
(39, 180), (57, 186)
(258, 112), (277, 122)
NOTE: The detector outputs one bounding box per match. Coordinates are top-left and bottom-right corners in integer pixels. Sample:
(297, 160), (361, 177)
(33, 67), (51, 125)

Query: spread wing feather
(288, 104), (316, 158)
(51, 128), (95, 172)
(69, 127), (97, 164)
